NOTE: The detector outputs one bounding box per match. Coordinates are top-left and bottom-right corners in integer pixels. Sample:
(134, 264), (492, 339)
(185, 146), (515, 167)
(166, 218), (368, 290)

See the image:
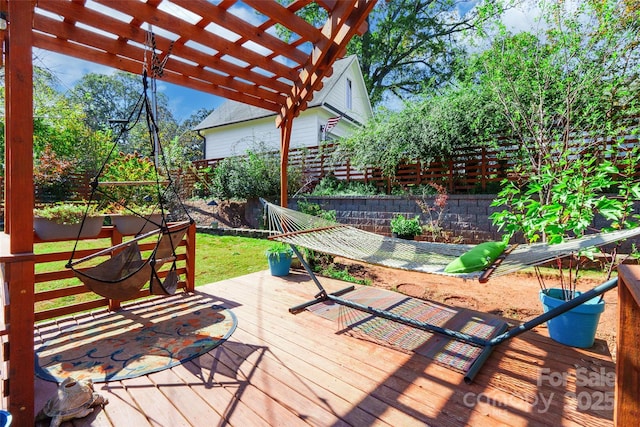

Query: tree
(335, 79), (505, 178)
(282, 0), (506, 106)
(70, 72), (179, 155)
(486, 0), (640, 290)
(352, 0), (504, 106)
(479, 0), (640, 229)
(165, 108), (213, 168)
(33, 69), (113, 172)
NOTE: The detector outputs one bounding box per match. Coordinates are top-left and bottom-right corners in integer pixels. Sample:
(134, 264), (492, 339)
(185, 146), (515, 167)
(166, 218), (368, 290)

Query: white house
(194, 55), (373, 160)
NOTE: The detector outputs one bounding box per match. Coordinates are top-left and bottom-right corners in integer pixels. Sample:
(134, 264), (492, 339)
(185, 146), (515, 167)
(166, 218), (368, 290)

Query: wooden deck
(34, 270), (615, 427)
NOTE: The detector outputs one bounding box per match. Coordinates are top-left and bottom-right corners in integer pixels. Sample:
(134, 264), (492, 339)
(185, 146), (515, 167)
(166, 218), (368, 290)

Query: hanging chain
(144, 30), (174, 78)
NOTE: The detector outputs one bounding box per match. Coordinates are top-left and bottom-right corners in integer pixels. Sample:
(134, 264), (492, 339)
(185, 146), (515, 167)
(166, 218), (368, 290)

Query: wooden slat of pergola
(1, 1), (377, 424)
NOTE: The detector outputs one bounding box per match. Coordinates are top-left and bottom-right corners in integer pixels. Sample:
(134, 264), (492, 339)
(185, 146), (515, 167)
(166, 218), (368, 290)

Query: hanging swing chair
(66, 32), (194, 300)
(67, 221), (191, 300)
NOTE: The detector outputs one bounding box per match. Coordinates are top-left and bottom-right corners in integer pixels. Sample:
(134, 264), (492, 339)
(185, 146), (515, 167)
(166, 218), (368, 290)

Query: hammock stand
(262, 200), (628, 383)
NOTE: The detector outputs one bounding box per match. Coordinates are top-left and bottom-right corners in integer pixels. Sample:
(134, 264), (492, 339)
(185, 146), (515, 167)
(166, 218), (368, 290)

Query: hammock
(264, 200), (630, 382)
(264, 200), (640, 280)
(68, 221), (190, 301)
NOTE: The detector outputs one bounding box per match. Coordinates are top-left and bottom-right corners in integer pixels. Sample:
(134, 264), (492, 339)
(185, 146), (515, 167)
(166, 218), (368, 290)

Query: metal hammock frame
(262, 199), (629, 383)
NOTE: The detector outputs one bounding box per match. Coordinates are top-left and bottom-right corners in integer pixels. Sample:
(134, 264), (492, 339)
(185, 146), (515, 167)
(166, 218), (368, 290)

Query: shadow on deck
(34, 270), (614, 427)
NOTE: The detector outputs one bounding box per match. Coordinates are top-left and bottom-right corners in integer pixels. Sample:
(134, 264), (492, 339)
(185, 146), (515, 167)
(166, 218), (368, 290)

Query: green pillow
(444, 241), (507, 274)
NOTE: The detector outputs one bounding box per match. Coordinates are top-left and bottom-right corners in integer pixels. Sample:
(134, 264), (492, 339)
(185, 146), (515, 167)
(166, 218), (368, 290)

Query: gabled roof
(195, 55), (358, 131)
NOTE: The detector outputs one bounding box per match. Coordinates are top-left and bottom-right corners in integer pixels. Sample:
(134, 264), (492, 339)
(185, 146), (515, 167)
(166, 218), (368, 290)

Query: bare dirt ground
(181, 199), (249, 228)
(182, 199), (618, 359)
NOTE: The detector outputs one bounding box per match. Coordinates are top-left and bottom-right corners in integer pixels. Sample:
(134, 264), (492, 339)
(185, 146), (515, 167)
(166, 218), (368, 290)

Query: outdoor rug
(307, 286), (507, 374)
(35, 296), (237, 383)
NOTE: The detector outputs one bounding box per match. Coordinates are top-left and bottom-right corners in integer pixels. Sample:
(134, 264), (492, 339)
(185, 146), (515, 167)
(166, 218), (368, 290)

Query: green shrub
(100, 151), (159, 207)
(34, 145), (78, 202)
(34, 202), (99, 224)
(310, 175), (380, 196)
(390, 215), (422, 237)
(296, 200), (336, 221)
(211, 148), (303, 200)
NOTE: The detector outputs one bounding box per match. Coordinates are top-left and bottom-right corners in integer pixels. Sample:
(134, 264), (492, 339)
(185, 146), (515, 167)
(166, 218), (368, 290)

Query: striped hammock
(264, 200), (640, 280)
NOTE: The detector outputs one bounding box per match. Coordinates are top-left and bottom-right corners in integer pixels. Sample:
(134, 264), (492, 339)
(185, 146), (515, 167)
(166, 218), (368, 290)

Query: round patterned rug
(36, 302), (237, 383)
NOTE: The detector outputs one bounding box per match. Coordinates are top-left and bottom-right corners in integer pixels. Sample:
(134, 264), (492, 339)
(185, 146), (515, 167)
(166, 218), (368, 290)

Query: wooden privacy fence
(192, 140), (522, 194)
(1, 135), (638, 214)
(192, 135), (640, 195)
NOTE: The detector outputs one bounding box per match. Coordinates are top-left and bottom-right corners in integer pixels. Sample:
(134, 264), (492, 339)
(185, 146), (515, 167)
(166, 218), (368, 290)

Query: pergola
(0, 0), (376, 423)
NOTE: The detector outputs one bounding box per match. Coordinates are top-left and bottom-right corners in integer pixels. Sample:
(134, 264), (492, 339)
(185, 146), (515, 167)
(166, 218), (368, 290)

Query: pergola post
(279, 116), (294, 207)
(2, 1), (36, 424)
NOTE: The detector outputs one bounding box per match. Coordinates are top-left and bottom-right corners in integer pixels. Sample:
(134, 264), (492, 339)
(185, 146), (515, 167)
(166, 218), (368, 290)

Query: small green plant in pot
(34, 202), (104, 241)
(266, 242), (294, 277)
(390, 214), (422, 240)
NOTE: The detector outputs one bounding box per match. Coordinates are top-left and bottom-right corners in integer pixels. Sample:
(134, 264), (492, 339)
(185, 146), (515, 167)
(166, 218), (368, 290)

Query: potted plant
(482, 2), (640, 348)
(390, 214), (423, 240)
(266, 242), (294, 277)
(34, 202), (104, 241)
(106, 203), (162, 235)
(491, 141), (640, 348)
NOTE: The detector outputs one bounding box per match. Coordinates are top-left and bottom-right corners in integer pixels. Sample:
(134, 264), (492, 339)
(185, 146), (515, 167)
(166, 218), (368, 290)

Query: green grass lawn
(193, 234), (274, 285)
(36, 233), (275, 286)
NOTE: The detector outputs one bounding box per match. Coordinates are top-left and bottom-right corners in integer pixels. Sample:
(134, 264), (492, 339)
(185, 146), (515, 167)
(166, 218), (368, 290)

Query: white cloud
(33, 49), (115, 91)
(500, 0), (544, 34)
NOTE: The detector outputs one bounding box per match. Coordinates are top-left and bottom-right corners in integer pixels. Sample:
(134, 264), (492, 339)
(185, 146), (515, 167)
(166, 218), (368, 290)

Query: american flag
(322, 116), (341, 140)
(325, 116), (341, 133)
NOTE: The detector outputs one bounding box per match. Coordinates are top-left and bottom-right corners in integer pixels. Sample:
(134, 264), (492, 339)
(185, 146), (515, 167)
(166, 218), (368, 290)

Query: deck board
(34, 270), (615, 427)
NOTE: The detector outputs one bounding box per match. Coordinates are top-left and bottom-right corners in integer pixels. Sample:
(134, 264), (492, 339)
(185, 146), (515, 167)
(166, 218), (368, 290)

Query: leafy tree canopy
(70, 71), (179, 155)
(484, 0), (640, 254)
(282, 0), (506, 106)
(336, 78), (506, 177)
(165, 107), (213, 169)
(473, 0), (640, 175)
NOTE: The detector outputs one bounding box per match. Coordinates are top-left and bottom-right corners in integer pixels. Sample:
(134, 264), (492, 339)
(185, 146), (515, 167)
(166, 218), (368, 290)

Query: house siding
(323, 62), (371, 125)
(204, 112), (324, 159)
(199, 56), (373, 160)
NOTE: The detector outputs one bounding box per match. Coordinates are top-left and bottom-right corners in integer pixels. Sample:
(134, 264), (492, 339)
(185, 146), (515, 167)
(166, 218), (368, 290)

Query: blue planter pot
(0, 410), (11, 427)
(267, 253), (292, 276)
(539, 288), (605, 348)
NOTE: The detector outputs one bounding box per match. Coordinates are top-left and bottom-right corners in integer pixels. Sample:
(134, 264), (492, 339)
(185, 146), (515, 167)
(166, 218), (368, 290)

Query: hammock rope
(266, 201), (477, 276)
(265, 199), (630, 383)
(264, 200), (640, 279)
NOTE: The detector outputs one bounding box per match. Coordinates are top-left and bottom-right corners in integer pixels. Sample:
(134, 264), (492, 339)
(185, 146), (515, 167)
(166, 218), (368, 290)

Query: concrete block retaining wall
(291, 195), (504, 244)
(203, 195), (640, 251)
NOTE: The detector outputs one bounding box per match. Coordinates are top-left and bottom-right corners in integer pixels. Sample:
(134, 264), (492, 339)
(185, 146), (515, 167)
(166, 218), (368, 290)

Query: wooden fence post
(615, 265), (640, 425)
